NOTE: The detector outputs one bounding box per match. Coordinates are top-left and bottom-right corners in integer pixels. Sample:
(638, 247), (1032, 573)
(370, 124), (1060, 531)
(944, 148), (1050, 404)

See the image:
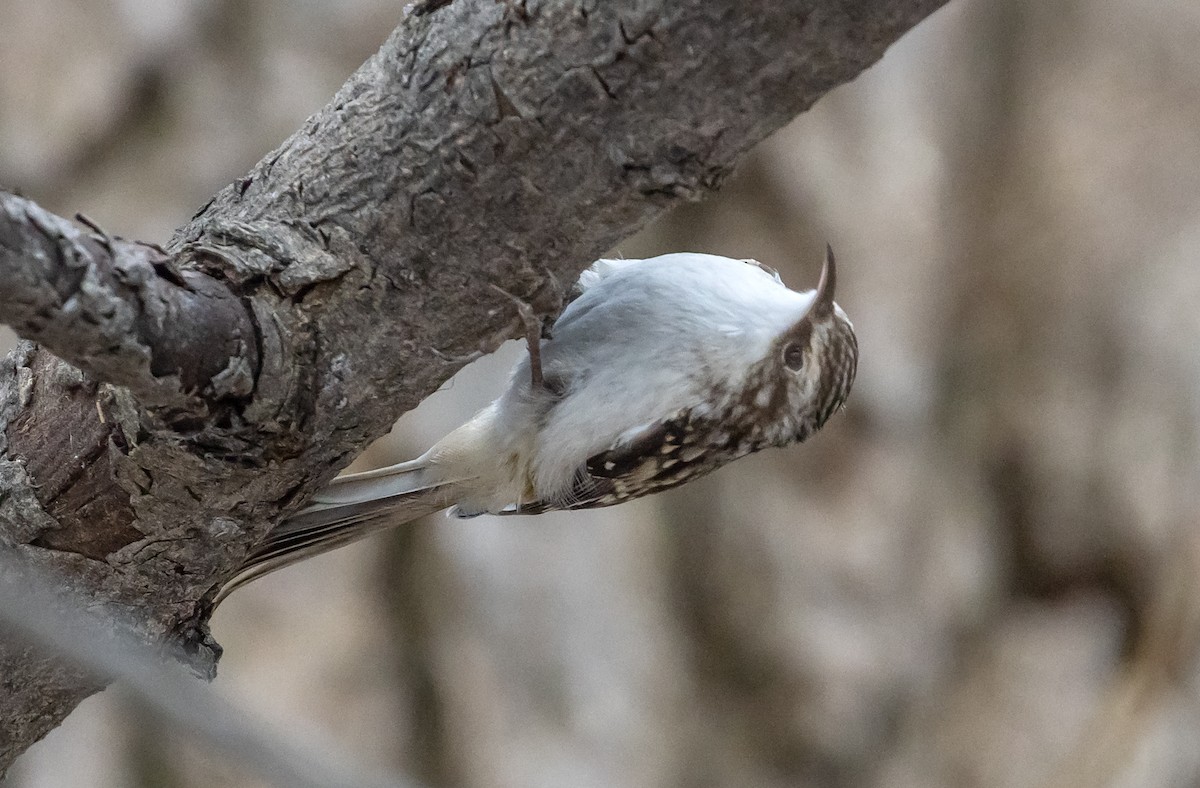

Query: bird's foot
(490, 283), (556, 390)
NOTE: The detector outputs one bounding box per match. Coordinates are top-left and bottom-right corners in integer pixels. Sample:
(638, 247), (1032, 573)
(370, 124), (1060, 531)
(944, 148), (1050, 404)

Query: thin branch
(0, 551), (422, 788)
(0, 192), (257, 412)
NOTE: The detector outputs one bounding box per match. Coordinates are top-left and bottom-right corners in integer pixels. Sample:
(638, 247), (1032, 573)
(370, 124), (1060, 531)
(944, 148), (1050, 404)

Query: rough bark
(0, 194), (257, 413)
(0, 0), (950, 773)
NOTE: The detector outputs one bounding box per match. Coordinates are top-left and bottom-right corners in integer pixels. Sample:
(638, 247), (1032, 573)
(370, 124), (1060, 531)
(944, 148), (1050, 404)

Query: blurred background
(5, 1), (1200, 786)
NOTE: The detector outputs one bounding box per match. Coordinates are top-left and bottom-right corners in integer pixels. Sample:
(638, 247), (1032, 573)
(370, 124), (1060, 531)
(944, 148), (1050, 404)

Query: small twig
(0, 552), (424, 788)
(407, 0), (454, 16)
(74, 212), (112, 244)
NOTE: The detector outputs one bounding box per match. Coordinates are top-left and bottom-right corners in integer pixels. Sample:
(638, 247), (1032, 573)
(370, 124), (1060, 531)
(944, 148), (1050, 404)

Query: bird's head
(741, 246), (858, 446)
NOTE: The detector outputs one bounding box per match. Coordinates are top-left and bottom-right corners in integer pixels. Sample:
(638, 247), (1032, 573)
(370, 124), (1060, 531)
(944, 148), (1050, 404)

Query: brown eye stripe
(788, 319), (813, 348)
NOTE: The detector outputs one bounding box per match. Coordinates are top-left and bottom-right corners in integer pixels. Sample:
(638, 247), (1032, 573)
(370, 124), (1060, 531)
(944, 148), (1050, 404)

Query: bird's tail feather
(214, 457), (467, 607)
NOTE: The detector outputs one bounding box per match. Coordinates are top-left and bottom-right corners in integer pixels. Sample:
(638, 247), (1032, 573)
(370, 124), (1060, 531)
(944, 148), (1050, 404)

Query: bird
(216, 247), (858, 604)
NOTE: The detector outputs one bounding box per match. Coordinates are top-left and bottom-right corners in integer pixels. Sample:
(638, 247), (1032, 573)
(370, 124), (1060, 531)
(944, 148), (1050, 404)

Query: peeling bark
(0, 0), (951, 773)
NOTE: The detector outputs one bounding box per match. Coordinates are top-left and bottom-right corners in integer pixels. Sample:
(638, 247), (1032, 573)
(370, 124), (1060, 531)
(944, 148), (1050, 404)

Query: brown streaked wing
(504, 409), (734, 514)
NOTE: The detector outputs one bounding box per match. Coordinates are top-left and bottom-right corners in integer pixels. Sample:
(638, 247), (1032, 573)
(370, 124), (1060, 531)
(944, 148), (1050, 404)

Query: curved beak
(807, 243), (837, 320)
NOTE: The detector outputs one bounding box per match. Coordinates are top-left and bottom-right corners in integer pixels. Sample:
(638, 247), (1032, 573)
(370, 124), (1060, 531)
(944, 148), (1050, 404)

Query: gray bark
(0, 194), (257, 412)
(0, 0), (949, 773)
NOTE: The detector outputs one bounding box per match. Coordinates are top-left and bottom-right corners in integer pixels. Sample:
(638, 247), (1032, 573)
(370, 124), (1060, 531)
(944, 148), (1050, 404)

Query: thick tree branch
(0, 0), (950, 773)
(0, 193), (258, 412)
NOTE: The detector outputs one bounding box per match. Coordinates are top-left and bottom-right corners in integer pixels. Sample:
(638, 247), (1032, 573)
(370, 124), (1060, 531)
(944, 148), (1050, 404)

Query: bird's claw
(491, 284), (549, 390)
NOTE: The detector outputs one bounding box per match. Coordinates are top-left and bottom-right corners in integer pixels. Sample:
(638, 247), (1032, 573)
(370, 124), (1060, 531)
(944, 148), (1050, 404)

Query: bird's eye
(783, 343), (805, 371)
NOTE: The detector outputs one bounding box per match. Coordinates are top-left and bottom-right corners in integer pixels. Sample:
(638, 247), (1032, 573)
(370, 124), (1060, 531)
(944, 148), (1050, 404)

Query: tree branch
(0, 193), (258, 412)
(0, 552), (422, 788)
(0, 0), (950, 773)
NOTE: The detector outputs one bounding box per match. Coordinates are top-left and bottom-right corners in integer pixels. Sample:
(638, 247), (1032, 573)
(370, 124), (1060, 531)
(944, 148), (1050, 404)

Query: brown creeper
(218, 247), (858, 602)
